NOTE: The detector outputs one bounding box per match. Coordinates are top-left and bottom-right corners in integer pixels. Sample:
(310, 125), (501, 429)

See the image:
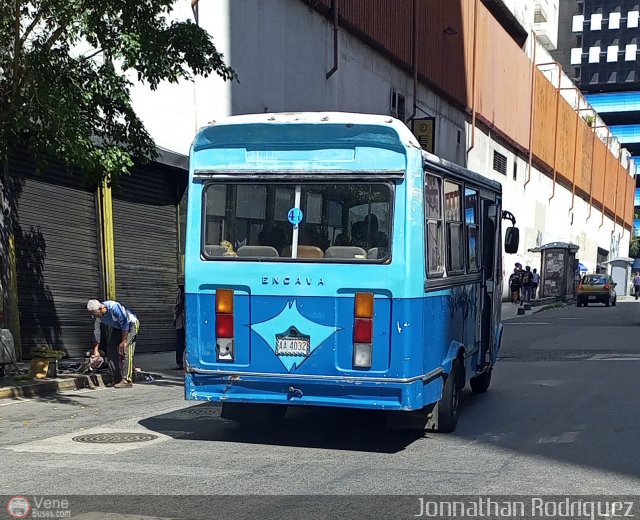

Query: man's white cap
(87, 299), (102, 312)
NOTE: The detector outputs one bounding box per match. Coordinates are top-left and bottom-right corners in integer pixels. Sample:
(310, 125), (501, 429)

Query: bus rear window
(202, 183), (392, 262)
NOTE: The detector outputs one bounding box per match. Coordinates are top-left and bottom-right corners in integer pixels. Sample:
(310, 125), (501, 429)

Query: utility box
(529, 242), (580, 302)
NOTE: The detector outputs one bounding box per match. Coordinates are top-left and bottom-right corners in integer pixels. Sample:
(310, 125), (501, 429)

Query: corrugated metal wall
(9, 154), (102, 358)
(112, 165), (179, 354)
(302, 0), (634, 229)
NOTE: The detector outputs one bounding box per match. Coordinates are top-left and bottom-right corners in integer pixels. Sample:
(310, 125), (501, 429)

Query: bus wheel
(470, 369), (492, 393)
(436, 359), (463, 433)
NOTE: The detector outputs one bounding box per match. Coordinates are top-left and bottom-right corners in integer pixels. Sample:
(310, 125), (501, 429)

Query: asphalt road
(1, 300), (639, 518)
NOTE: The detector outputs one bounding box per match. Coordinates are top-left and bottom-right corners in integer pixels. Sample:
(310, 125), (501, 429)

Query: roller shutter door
(10, 155), (102, 358)
(112, 165), (179, 353)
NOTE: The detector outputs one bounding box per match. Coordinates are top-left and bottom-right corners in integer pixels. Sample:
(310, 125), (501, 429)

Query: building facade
(131, 0), (632, 282)
(4, 0), (635, 359)
(553, 0), (640, 251)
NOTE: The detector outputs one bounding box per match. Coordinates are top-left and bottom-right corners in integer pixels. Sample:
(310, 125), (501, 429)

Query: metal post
(99, 180), (117, 299)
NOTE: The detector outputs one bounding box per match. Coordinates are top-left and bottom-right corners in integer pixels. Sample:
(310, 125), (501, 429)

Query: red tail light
(354, 318), (372, 344)
(604, 284), (610, 290)
(578, 285), (584, 290)
(216, 314), (234, 338)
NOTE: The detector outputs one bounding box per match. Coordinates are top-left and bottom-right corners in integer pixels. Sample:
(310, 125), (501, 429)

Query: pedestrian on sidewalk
(173, 276), (186, 370)
(531, 268), (540, 299)
(521, 266), (533, 304)
(633, 272), (640, 300)
(87, 299), (139, 388)
(509, 263), (523, 304)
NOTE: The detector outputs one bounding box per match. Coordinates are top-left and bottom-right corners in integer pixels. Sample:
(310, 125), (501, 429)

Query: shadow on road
(139, 402), (426, 453)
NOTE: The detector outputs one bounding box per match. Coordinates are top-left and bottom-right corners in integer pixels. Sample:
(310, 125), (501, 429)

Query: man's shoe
(113, 381), (133, 388)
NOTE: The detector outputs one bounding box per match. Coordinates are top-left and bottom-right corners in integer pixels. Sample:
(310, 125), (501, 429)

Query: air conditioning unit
(534, 0), (548, 23)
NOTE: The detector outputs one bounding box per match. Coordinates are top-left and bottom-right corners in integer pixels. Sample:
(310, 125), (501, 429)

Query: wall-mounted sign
(412, 117), (435, 154)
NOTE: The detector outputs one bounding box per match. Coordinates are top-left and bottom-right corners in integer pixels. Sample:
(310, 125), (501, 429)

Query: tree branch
(19, 10), (44, 47)
(11, 0), (22, 103)
(43, 26), (65, 52)
(82, 48), (103, 61)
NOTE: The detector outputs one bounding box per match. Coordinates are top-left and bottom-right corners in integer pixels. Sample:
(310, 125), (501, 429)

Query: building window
(571, 47), (583, 64)
(456, 129), (461, 146)
(609, 12), (621, 29)
(590, 13), (603, 30)
(589, 46), (601, 63)
(390, 90), (406, 122)
(576, 1), (584, 15)
(513, 162), (518, 181)
(572, 14), (584, 32)
(607, 45), (619, 62)
(493, 151), (507, 175)
(625, 43), (637, 61)
(573, 66), (582, 81)
(628, 11), (639, 28)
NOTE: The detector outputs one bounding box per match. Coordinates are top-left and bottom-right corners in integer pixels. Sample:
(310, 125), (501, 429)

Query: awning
(528, 242), (580, 253)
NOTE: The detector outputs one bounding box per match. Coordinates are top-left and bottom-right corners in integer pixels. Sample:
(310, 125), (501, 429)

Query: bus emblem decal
(250, 299), (338, 372)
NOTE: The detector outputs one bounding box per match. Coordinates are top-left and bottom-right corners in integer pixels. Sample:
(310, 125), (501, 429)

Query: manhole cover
(175, 407), (220, 418)
(72, 432), (158, 444)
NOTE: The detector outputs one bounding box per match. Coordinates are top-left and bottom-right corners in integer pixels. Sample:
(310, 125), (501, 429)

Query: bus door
(479, 197), (501, 366)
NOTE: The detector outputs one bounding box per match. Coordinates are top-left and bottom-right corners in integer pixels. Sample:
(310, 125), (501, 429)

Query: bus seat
(237, 246), (279, 258)
(366, 248), (379, 259)
(204, 245), (228, 257)
(282, 245), (325, 258)
(325, 246), (367, 259)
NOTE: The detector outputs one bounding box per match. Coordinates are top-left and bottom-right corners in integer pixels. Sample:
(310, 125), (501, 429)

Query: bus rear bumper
(184, 371), (444, 411)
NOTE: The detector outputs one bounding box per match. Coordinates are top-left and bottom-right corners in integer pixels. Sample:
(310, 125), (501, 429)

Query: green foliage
(630, 238), (640, 258)
(0, 0), (236, 183)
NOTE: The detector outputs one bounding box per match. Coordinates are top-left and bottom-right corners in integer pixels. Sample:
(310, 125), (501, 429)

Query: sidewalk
(0, 351), (182, 401)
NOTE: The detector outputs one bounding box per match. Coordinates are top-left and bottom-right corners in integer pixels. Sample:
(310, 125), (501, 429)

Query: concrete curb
(0, 373), (111, 400)
(0, 370), (163, 401)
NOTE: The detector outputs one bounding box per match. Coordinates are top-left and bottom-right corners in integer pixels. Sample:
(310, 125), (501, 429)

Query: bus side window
(464, 187), (480, 271)
(425, 174), (444, 275)
(444, 180), (464, 274)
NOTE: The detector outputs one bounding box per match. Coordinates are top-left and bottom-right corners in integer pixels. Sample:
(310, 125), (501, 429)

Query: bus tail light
(353, 292), (373, 368)
(604, 284), (610, 290)
(216, 289), (235, 362)
(216, 314), (234, 338)
(354, 318), (372, 343)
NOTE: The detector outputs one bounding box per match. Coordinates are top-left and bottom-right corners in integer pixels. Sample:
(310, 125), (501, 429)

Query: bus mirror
(505, 227), (519, 254)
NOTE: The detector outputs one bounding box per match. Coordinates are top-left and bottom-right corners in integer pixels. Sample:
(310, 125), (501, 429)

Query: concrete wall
(128, 0), (630, 298)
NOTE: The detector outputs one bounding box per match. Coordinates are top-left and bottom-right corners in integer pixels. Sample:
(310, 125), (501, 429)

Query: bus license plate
(588, 295), (596, 300)
(276, 337), (310, 356)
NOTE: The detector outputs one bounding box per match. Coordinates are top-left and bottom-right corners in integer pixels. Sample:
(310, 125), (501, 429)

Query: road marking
(538, 431), (579, 444)
(557, 317), (585, 320)
(503, 322), (549, 325)
(587, 354), (640, 361)
(71, 515), (173, 520)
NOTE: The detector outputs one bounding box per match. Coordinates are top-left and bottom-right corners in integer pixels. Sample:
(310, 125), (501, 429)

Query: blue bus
(184, 112), (519, 432)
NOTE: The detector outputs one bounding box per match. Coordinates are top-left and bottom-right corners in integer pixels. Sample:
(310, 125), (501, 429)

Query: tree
(0, 0), (236, 183)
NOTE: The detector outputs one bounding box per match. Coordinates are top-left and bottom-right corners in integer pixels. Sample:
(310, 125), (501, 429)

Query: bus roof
(191, 112), (501, 194)
(192, 112), (421, 153)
